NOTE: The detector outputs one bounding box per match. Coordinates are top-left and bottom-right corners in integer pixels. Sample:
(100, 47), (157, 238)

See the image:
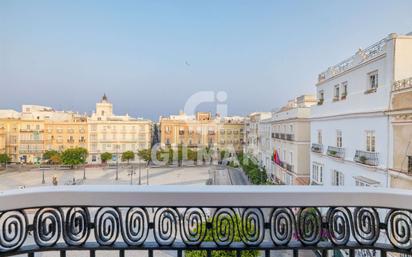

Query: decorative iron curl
(0, 211), (28, 252)
(353, 207), (380, 245)
(297, 207), (322, 245)
(212, 208), (237, 246)
(63, 207), (90, 246)
(181, 208), (207, 246)
(33, 208), (63, 247)
(270, 208), (295, 246)
(154, 208), (179, 246)
(386, 210), (412, 250)
(121, 207), (149, 246)
(94, 207), (120, 246)
(327, 207), (352, 246)
(240, 208), (264, 246)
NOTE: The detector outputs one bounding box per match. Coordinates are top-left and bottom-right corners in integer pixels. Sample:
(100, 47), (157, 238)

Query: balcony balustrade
(393, 76), (412, 92)
(280, 133), (286, 140)
(311, 143), (323, 153)
(327, 146), (345, 159)
(354, 150), (379, 166)
(0, 186), (412, 257)
(286, 134), (294, 141)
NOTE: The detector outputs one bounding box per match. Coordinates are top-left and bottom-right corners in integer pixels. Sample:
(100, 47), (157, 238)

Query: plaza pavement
(0, 165), (211, 191)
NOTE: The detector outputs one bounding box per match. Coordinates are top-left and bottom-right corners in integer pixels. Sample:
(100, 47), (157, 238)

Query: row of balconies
(272, 132), (294, 141)
(275, 160), (294, 173)
(20, 129), (44, 132)
(311, 143), (379, 166)
(45, 129), (86, 134)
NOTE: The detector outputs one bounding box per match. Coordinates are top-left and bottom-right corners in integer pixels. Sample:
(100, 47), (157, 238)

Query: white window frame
(332, 170), (344, 186)
(311, 163), (323, 184)
(368, 71), (379, 90)
(366, 130), (376, 152)
(336, 130), (342, 148)
(317, 130), (322, 145)
(334, 85), (340, 100)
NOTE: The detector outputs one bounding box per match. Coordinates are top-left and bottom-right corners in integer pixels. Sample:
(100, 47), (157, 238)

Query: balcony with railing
(327, 146), (345, 159)
(317, 35), (389, 83)
(354, 150), (379, 166)
(1, 186), (412, 257)
(311, 143), (323, 153)
(393, 76), (412, 92)
(286, 134), (294, 141)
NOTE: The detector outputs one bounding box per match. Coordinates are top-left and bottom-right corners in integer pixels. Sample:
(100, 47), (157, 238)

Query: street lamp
(146, 165), (149, 185)
(138, 159), (142, 185)
(115, 145), (119, 181)
(83, 164), (86, 180)
(130, 164), (134, 185)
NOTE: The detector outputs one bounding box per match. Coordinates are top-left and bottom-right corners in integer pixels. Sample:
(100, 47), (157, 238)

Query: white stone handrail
(393, 76), (412, 92)
(318, 36), (388, 83)
(1, 185), (412, 210)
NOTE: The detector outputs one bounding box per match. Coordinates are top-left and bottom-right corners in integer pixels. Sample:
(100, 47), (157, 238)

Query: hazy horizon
(1, 0), (412, 120)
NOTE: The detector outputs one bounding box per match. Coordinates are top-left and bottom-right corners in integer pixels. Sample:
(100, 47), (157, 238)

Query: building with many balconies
(217, 116), (245, 153)
(88, 95), (152, 164)
(159, 112), (219, 149)
(310, 33), (412, 187)
(264, 95), (316, 185)
(244, 112), (271, 160)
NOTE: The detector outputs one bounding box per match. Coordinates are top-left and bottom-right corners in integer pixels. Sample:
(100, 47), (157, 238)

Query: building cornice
(310, 110), (387, 121)
(316, 54), (387, 86)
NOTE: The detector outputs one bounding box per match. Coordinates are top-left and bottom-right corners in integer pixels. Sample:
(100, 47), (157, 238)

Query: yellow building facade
(160, 112), (245, 153)
(217, 117), (245, 153)
(160, 112), (218, 149)
(0, 126), (5, 154)
(44, 116), (88, 152)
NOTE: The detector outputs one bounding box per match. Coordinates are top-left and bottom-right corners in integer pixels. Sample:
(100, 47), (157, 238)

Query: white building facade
(88, 95), (152, 164)
(310, 33), (412, 187)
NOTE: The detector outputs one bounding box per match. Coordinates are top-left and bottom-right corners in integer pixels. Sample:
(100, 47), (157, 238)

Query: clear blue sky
(0, 0), (411, 120)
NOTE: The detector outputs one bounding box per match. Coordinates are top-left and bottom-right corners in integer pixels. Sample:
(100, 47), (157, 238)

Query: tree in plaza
(121, 151), (135, 164)
(43, 150), (60, 163)
(177, 145), (185, 166)
(61, 147), (88, 168)
(50, 154), (61, 165)
(0, 154), (11, 166)
(137, 149), (151, 164)
(187, 149), (198, 165)
(100, 152), (113, 164)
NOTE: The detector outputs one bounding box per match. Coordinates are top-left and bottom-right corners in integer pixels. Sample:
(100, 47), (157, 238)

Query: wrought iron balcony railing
(327, 146), (345, 159)
(311, 143), (323, 153)
(286, 134), (294, 141)
(354, 150), (379, 166)
(1, 186), (412, 257)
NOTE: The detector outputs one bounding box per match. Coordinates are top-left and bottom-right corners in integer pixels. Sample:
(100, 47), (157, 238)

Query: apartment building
(310, 33), (412, 187)
(260, 95), (316, 185)
(217, 116), (245, 153)
(159, 112), (219, 149)
(44, 115), (88, 152)
(0, 126), (5, 154)
(244, 112), (271, 159)
(389, 75), (412, 189)
(88, 95), (152, 163)
(0, 110), (21, 162)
